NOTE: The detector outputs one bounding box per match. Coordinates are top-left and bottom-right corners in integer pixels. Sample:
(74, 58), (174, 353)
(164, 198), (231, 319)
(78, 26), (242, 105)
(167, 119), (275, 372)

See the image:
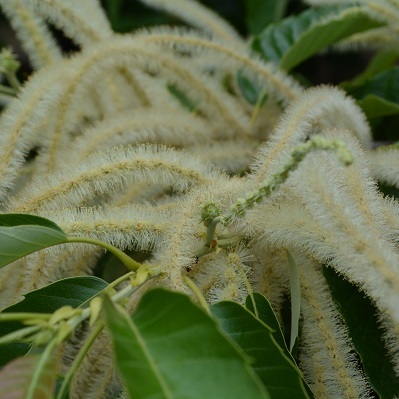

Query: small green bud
(34, 330), (53, 346)
(89, 297), (103, 327)
(201, 202), (221, 226)
(49, 305), (81, 326)
(0, 48), (20, 74)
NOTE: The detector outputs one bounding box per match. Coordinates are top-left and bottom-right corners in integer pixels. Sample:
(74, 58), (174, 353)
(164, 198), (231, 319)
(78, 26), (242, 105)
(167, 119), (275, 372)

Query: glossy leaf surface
(0, 214), (67, 269)
(0, 276), (108, 367)
(212, 299), (312, 399)
(324, 266), (399, 398)
(104, 289), (270, 399)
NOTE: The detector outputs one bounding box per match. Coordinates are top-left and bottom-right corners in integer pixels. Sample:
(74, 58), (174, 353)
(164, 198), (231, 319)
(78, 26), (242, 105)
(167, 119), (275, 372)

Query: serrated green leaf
(350, 67), (399, 118)
(0, 276), (108, 367)
(104, 289), (270, 399)
(354, 66), (399, 102)
(252, 5), (383, 71)
(0, 214), (68, 269)
(0, 354), (56, 399)
(341, 49), (399, 90)
(212, 299), (312, 399)
(324, 266), (399, 398)
(246, 0), (288, 35)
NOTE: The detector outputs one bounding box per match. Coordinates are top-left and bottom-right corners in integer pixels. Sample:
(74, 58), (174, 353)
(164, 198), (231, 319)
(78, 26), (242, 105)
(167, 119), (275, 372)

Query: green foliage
(212, 299), (313, 399)
(245, 293), (287, 351)
(252, 5), (383, 70)
(236, 71), (268, 106)
(101, 0), (172, 32)
(342, 49), (399, 89)
(0, 276), (107, 367)
(350, 67), (399, 118)
(245, 0), (288, 35)
(0, 214), (67, 269)
(324, 266), (399, 398)
(104, 289), (270, 399)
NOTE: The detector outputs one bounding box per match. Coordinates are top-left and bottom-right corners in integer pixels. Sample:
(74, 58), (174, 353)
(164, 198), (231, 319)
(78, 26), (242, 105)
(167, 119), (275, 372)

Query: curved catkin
(34, 37), (251, 170)
(132, 27), (303, 105)
(187, 139), (260, 173)
(250, 248), (290, 314)
(138, 0), (244, 45)
(65, 38), (249, 158)
(296, 254), (372, 399)
(290, 152), (399, 325)
(0, 61), (73, 201)
(65, 109), (214, 162)
(25, 0), (113, 46)
(0, 0), (62, 69)
(250, 140), (399, 327)
(368, 146), (399, 188)
(379, 312), (399, 376)
(251, 86), (372, 183)
(8, 144), (223, 213)
(46, 204), (174, 252)
(69, 329), (119, 399)
(153, 190), (209, 293)
(379, 196), (399, 245)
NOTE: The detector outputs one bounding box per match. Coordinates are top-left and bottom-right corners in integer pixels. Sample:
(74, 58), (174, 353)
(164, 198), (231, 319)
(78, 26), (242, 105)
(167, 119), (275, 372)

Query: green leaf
(0, 276), (108, 367)
(0, 214), (68, 269)
(246, 0), (288, 35)
(0, 214), (64, 231)
(211, 299), (312, 399)
(252, 5), (383, 71)
(359, 94), (399, 118)
(245, 293), (287, 351)
(237, 71), (268, 106)
(4, 276), (108, 312)
(354, 66), (399, 102)
(104, 289), (270, 399)
(323, 266), (399, 398)
(286, 250), (301, 353)
(341, 49), (399, 90)
(103, 0), (124, 28)
(245, 293), (315, 398)
(350, 67), (399, 118)
(167, 83), (197, 112)
(0, 354), (56, 399)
